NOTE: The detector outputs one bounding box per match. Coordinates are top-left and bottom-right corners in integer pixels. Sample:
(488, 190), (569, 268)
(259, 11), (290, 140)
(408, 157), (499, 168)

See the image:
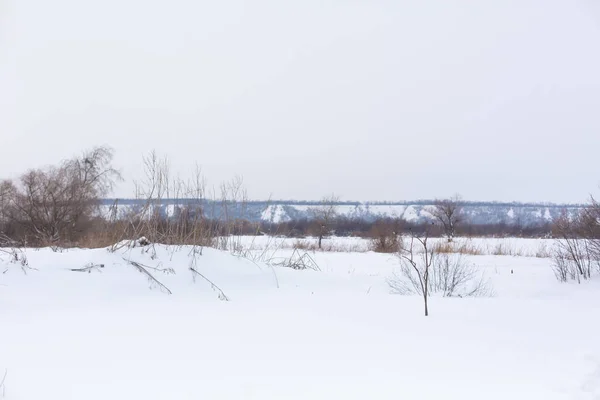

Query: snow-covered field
(1, 238), (599, 399)
(236, 235), (555, 257)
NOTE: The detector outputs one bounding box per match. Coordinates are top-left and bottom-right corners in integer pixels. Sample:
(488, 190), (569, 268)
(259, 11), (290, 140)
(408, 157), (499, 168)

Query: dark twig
(123, 258), (172, 294)
(189, 266), (230, 301)
(70, 263), (104, 273)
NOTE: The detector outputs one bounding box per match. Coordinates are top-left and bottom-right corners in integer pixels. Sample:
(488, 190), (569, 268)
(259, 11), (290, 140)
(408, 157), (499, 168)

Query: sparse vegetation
(0, 146), (586, 270)
(431, 240), (484, 256)
(551, 198), (600, 282)
(369, 219), (402, 253)
(388, 229), (493, 316)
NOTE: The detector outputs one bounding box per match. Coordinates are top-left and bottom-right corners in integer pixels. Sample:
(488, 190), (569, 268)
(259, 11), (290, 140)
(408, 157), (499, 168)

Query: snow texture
(1, 239), (599, 399)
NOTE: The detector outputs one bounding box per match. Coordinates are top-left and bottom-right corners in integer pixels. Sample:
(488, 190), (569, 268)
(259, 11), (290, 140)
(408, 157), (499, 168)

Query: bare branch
(189, 266), (230, 301)
(123, 258), (172, 294)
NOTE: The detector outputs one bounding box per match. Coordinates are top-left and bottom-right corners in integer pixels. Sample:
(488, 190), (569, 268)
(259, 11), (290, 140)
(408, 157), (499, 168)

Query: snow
(545, 207), (553, 221)
(261, 204), (290, 223)
(236, 236), (555, 257)
(1, 240), (599, 399)
(507, 208), (515, 219)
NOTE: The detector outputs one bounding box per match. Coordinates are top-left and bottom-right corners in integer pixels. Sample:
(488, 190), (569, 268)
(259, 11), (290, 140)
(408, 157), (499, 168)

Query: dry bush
(387, 230), (493, 316)
(107, 151), (216, 253)
(431, 240), (483, 256)
(292, 240), (318, 252)
(534, 242), (551, 258)
(285, 238), (367, 253)
(102, 150), (259, 258)
(369, 220), (402, 253)
(551, 204), (600, 283)
(388, 252), (492, 299)
(490, 242), (523, 257)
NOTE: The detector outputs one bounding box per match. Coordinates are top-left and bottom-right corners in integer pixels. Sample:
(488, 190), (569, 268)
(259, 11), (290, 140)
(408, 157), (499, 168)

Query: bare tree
(394, 230), (434, 316)
(580, 196), (600, 260)
(552, 198), (600, 283)
(114, 151), (213, 251)
(2, 146), (121, 246)
(0, 180), (16, 238)
(311, 194), (339, 250)
(432, 194), (463, 242)
(388, 226), (491, 316)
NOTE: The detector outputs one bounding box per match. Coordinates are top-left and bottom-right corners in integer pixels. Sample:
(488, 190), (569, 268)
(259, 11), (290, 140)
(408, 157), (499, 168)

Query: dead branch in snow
(70, 263), (105, 273)
(123, 258), (172, 294)
(189, 266), (230, 301)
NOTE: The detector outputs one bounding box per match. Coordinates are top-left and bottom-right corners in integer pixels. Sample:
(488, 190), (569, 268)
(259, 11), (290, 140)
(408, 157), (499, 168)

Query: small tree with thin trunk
(310, 194), (339, 250)
(388, 225), (492, 316)
(432, 194), (463, 242)
(396, 228), (434, 316)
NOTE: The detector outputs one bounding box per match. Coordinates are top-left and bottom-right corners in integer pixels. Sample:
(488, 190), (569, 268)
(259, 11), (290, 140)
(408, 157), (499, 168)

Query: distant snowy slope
(100, 199), (583, 225)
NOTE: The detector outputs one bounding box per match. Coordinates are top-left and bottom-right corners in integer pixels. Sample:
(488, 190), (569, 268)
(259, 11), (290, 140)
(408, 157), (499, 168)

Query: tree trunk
(318, 234), (322, 249)
(423, 294), (429, 316)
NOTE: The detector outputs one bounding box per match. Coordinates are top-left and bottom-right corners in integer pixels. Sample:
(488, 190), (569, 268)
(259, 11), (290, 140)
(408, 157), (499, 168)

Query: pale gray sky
(1, 0), (599, 203)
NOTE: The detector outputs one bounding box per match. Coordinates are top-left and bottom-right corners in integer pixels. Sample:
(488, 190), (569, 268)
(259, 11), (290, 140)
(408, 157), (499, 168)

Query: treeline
(259, 217), (552, 239)
(0, 146), (589, 251)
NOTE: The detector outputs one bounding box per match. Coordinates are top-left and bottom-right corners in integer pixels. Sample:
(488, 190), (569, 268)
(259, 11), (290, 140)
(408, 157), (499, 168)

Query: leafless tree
(112, 151), (212, 251)
(2, 146), (121, 246)
(311, 194), (339, 250)
(432, 194), (463, 242)
(0, 180), (16, 238)
(395, 231), (434, 316)
(388, 226), (491, 316)
(580, 196), (600, 260)
(217, 175), (249, 253)
(552, 198), (600, 283)
(389, 252), (491, 299)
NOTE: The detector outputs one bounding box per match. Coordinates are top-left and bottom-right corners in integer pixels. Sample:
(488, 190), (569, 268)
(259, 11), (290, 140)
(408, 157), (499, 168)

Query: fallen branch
(70, 263), (104, 273)
(123, 258), (172, 295)
(189, 266), (230, 301)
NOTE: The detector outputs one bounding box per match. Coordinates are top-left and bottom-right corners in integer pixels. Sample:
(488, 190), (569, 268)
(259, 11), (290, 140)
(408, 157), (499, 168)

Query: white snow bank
(0, 245), (599, 399)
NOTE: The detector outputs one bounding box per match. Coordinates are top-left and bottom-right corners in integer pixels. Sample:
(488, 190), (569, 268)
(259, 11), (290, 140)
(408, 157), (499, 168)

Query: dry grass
(534, 242), (551, 258)
(291, 239), (367, 253)
(432, 241), (484, 256)
(490, 242), (524, 257)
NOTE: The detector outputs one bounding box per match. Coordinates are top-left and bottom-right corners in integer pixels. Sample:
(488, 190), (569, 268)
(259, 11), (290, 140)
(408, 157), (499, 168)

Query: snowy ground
(1, 238), (599, 399)
(236, 235), (555, 257)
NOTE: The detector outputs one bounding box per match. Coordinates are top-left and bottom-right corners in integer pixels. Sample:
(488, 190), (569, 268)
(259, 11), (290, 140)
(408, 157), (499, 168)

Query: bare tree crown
(0, 146), (121, 245)
(432, 194), (463, 242)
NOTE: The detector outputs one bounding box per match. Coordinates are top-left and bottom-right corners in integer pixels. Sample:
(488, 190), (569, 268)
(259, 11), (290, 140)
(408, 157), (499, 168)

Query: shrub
(369, 220), (402, 253)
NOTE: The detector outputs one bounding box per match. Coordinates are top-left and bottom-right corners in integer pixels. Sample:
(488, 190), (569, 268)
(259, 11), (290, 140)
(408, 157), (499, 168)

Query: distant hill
(100, 199), (584, 226)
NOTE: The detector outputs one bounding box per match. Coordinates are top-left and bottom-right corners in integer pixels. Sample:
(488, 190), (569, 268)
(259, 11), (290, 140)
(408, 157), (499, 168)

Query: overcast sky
(1, 0), (599, 203)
